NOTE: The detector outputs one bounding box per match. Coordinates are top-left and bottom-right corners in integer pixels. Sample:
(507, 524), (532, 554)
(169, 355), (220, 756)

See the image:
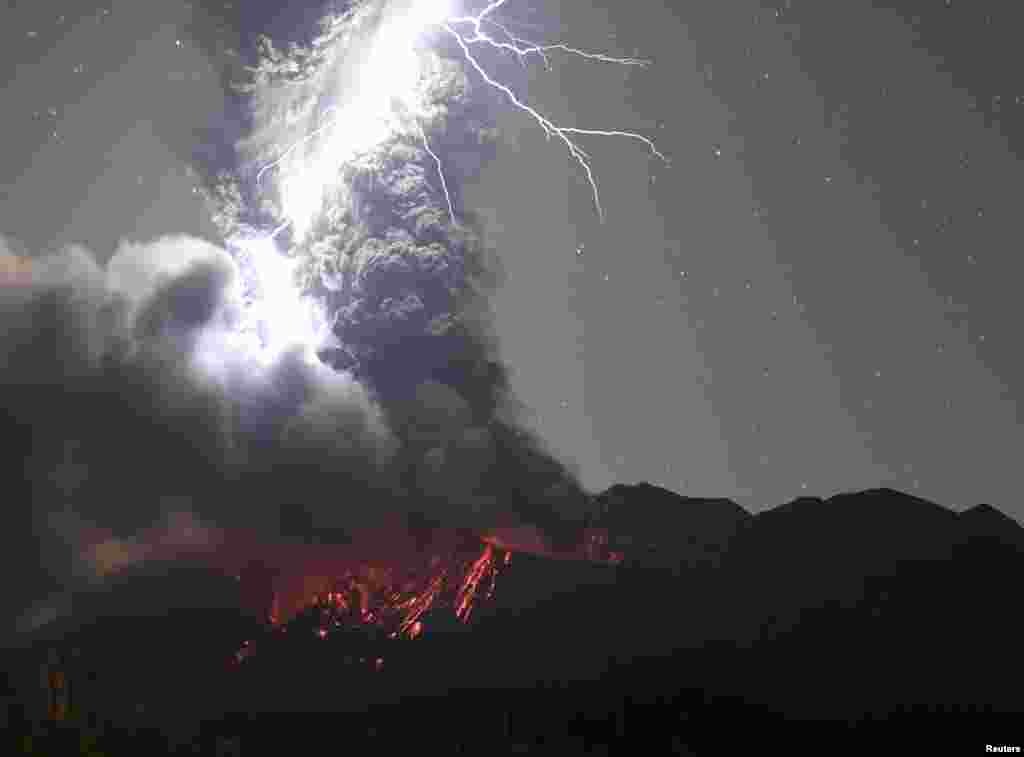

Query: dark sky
(1, 0), (1021, 518)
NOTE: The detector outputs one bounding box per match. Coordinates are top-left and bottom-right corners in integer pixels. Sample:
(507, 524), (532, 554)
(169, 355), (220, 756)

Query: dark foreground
(4, 486), (1023, 754)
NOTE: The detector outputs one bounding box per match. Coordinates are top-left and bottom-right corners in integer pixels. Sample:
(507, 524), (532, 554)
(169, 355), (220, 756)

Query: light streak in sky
(256, 0), (668, 236)
(438, 9), (669, 223)
(416, 119), (456, 224)
(232, 0), (668, 360)
(438, 0), (670, 222)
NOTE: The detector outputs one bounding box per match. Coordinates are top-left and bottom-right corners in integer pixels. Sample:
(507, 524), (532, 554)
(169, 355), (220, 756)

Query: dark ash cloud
(2, 1), (588, 635)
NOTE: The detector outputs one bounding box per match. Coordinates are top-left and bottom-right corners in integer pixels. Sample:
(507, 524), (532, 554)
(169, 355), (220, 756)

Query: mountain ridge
(6, 483), (1024, 750)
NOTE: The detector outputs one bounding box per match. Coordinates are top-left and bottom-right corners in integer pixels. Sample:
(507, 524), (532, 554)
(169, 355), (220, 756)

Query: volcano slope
(4, 484), (1023, 753)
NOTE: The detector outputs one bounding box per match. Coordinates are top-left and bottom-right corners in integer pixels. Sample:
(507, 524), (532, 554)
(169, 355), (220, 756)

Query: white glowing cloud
(261, 0), (664, 242)
(232, 0), (664, 370)
(232, 235), (332, 359)
(277, 0), (456, 243)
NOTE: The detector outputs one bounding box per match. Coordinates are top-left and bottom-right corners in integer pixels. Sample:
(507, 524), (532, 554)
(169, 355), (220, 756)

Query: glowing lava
(62, 0), (650, 665)
(75, 512), (621, 641)
(266, 532), (506, 640)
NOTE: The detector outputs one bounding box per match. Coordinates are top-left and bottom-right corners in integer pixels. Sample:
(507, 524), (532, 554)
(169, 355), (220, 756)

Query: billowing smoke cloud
(1, 1), (588, 634)
(0, 233), (399, 626)
(205, 1), (587, 532)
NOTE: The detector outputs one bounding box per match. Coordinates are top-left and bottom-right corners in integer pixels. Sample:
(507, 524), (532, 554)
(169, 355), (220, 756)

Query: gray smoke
(1, 1), (587, 635)
(208, 1), (587, 532)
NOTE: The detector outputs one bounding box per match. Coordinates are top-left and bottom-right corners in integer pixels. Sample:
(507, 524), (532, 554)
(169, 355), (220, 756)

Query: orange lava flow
(454, 543), (497, 623)
(74, 512), (623, 642)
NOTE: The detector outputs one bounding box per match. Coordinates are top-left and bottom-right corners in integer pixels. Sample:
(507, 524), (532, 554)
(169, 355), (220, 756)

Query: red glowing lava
(73, 510), (624, 662)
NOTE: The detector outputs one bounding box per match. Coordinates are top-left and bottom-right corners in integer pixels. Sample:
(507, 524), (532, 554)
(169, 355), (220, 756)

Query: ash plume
(204, 0), (588, 535)
(2, 2), (587, 634)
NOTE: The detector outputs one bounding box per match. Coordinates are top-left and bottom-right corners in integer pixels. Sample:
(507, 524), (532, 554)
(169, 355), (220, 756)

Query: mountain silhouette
(5, 485), (1023, 752)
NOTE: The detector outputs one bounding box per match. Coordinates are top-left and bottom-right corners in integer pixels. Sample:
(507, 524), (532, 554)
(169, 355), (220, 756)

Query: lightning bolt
(442, 0), (669, 224)
(416, 119), (456, 224)
(440, 15), (667, 223)
(254, 0), (668, 229)
(255, 105), (340, 188)
(459, 13), (650, 71)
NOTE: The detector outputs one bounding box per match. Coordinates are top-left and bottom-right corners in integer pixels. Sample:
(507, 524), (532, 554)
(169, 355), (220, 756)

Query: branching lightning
(461, 11), (651, 70)
(231, 0), (668, 360)
(439, 14), (666, 223)
(442, 0), (669, 222)
(255, 0), (668, 233)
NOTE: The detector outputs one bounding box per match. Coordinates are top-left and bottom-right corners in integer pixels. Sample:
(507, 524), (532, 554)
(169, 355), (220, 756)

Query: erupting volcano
(228, 533), (509, 672)
(70, 500), (624, 671)
(0, 0), (661, 643)
(244, 528), (511, 639)
(6, 0), (1024, 750)
(235, 521), (619, 626)
(100, 0), (641, 655)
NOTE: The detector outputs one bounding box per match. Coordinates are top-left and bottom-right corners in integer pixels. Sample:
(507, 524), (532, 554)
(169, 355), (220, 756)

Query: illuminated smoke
(248, 0), (666, 242)
(247, 0), (461, 244)
(2, 0), (663, 634)
(203, 0), (632, 539)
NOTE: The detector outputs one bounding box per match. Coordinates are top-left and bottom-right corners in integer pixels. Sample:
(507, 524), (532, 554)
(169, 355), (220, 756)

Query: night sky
(2, 0), (1021, 519)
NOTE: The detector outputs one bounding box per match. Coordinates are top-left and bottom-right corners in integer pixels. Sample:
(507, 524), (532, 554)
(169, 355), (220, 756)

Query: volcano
(65, 506), (623, 643)
(7, 484), (1024, 753)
